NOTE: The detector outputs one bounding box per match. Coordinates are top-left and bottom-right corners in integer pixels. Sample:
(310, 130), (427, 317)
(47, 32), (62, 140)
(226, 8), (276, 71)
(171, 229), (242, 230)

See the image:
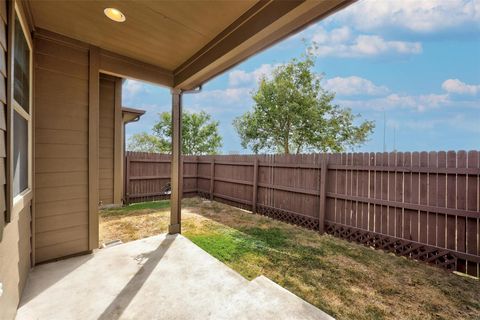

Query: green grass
(101, 200), (171, 217)
(188, 227), (287, 263)
(100, 198), (480, 320)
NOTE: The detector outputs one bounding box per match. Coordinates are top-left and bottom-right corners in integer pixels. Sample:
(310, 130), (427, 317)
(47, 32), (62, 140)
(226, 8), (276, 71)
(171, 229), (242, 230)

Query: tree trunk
(296, 144), (302, 154)
(284, 118), (290, 154)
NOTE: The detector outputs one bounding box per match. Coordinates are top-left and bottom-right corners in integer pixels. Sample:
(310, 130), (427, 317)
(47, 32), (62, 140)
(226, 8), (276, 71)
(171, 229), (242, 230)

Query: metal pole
(169, 89), (182, 234)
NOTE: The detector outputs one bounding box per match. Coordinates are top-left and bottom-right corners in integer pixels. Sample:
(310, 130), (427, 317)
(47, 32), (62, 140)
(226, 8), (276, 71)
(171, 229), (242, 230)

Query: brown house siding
(0, 205), (31, 320)
(99, 75), (115, 205)
(0, 1), (31, 319)
(0, 0), (6, 236)
(34, 32), (90, 263)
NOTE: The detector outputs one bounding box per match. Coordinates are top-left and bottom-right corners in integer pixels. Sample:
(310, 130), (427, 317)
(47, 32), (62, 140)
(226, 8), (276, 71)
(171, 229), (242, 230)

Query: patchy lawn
(99, 197), (480, 320)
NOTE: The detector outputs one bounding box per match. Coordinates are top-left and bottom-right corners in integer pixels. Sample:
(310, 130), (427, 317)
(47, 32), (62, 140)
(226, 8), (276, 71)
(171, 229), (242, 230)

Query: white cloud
(194, 88), (251, 103)
(417, 94), (451, 111)
(228, 70), (252, 87)
(185, 87), (253, 115)
(442, 79), (480, 95)
(336, 78), (480, 112)
(332, 0), (480, 33)
(123, 80), (146, 100)
(403, 114), (480, 133)
(338, 93), (450, 112)
(323, 76), (389, 96)
(228, 64), (279, 87)
(134, 103), (169, 114)
(312, 27), (422, 57)
(190, 63), (289, 115)
(312, 26), (351, 44)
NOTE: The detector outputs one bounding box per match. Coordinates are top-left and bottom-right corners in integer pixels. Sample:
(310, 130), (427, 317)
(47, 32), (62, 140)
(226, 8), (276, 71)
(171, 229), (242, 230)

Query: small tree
(126, 132), (166, 153)
(233, 52), (374, 154)
(128, 111), (222, 155)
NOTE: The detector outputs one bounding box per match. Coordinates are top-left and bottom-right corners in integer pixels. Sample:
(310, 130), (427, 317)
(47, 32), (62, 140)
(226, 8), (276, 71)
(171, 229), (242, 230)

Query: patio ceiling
(25, 0), (354, 89)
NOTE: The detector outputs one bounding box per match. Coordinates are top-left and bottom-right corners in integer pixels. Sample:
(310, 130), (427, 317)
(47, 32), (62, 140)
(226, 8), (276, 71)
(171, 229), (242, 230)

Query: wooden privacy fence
(124, 152), (198, 203)
(125, 151), (480, 277)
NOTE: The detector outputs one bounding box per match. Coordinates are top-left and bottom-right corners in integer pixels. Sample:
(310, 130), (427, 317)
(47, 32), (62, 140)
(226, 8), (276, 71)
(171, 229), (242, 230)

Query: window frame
(6, 1), (33, 220)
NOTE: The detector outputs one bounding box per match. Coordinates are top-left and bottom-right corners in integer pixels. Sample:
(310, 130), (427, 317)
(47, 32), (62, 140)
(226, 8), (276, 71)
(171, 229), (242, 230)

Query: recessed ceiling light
(104, 8), (126, 22)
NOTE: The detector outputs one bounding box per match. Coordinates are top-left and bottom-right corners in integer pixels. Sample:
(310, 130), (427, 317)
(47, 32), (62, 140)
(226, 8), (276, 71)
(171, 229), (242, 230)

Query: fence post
(318, 154), (328, 234)
(181, 157), (185, 198)
(210, 158), (215, 200)
(252, 158), (259, 213)
(195, 156), (199, 195)
(125, 154), (131, 205)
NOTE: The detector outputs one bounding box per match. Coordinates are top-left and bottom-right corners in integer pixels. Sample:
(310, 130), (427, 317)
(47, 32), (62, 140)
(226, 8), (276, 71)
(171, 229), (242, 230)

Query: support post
(209, 159), (215, 200)
(169, 89), (182, 234)
(318, 154), (328, 234)
(252, 158), (259, 213)
(113, 78), (123, 205)
(195, 155), (199, 194)
(88, 46), (100, 250)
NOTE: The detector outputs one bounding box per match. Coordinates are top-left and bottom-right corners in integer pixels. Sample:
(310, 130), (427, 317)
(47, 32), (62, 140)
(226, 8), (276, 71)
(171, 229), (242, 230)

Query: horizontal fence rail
(124, 151), (480, 277)
(124, 152), (198, 203)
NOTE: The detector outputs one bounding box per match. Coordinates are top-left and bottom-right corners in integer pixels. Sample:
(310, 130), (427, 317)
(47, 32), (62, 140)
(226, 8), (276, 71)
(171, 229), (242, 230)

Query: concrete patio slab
(16, 234), (333, 320)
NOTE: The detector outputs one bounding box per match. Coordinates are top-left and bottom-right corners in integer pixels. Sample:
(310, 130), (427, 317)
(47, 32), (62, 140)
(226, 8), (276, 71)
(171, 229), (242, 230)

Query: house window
(13, 111), (28, 196)
(13, 15), (30, 113)
(10, 7), (32, 204)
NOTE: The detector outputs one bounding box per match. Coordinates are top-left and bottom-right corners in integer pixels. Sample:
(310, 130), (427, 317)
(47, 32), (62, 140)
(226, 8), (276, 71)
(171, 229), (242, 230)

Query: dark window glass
(14, 16), (30, 113)
(13, 111), (28, 196)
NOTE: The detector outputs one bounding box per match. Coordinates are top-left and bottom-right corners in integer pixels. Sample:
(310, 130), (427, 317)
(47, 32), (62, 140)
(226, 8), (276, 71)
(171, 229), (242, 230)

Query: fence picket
(420, 151), (429, 244)
(252, 158), (259, 213)
(457, 151), (467, 273)
(437, 151), (447, 249)
(447, 151), (457, 252)
(395, 152), (403, 238)
(428, 151), (438, 247)
(466, 150), (479, 276)
(388, 152), (396, 237)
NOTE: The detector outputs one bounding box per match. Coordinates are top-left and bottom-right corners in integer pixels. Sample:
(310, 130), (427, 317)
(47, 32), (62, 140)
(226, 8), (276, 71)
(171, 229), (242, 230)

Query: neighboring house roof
(122, 107), (146, 124)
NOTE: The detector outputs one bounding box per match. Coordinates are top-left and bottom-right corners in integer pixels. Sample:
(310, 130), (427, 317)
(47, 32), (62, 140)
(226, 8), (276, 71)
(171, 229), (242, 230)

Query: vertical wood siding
(34, 33), (89, 263)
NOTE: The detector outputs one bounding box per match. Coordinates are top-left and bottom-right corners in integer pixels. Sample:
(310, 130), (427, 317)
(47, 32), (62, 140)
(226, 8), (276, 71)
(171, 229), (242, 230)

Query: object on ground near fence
(124, 151), (480, 277)
(124, 152), (197, 204)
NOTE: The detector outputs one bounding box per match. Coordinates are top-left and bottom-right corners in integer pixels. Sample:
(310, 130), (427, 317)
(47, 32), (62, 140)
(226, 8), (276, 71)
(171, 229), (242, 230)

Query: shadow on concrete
(19, 252), (94, 306)
(97, 234), (176, 320)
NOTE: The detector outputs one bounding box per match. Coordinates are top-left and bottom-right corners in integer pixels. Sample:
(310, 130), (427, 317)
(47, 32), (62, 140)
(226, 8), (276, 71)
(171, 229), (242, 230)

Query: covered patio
(0, 1), (355, 319)
(17, 234), (331, 320)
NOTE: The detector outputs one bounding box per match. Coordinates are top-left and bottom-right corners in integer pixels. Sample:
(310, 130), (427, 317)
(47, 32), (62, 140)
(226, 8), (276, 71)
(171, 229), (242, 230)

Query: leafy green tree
(128, 111), (222, 155)
(233, 52), (374, 154)
(127, 132), (166, 153)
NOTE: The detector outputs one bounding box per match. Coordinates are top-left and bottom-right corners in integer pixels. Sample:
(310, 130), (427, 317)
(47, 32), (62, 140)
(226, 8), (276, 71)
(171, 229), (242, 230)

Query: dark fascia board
(173, 0), (355, 90)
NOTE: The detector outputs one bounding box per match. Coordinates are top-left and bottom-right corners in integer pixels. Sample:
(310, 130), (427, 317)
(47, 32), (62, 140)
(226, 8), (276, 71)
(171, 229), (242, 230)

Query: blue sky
(123, 0), (480, 154)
